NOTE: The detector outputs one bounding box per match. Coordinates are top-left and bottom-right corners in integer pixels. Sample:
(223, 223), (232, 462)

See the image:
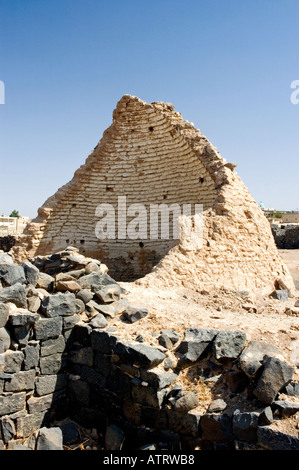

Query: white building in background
(0, 216), (30, 235)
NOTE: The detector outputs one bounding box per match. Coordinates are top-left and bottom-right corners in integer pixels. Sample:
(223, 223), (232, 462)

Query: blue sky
(0, 0), (298, 218)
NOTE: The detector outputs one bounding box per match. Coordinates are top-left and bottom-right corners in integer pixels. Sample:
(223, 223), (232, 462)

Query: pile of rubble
(0, 247), (299, 450)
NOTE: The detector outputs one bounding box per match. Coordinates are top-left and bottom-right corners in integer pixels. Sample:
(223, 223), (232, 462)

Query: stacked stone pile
(0, 247), (298, 450)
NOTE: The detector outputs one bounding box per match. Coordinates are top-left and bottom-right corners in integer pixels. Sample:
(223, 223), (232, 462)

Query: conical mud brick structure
(13, 95), (295, 294)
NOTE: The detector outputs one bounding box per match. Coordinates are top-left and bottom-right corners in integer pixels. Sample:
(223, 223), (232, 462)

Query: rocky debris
(232, 411), (260, 442)
(208, 399), (227, 413)
(0, 283), (27, 308)
(175, 328), (218, 368)
(41, 292), (77, 318)
(0, 263), (26, 287)
(158, 329), (180, 349)
(94, 284), (123, 303)
(212, 330), (246, 360)
(272, 400), (299, 417)
(55, 280), (82, 293)
(239, 340), (279, 378)
(104, 424), (125, 450)
(89, 313), (108, 329)
(200, 413), (233, 441)
(284, 381), (299, 396)
(0, 236), (16, 253)
(257, 425), (299, 450)
(121, 305), (148, 323)
(36, 426), (63, 450)
(253, 356), (294, 404)
(36, 272), (55, 291)
(114, 341), (166, 368)
(22, 261), (40, 287)
(270, 289), (289, 302)
(76, 289), (94, 304)
(59, 421), (80, 446)
(259, 406), (273, 425)
(0, 248), (298, 451)
(173, 391), (199, 412)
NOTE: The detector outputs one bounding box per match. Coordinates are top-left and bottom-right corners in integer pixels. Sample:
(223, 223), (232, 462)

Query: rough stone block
(3, 350), (24, 373)
(27, 390), (66, 414)
(105, 424), (125, 450)
(34, 316), (62, 340)
(175, 328), (217, 368)
(80, 365), (106, 387)
(121, 305), (148, 323)
(140, 368), (177, 389)
(89, 313), (108, 329)
(16, 411), (50, 438)
(35, 374), (68, 396)
(23, 342), (40, 370)
(4, 369), (36, 392)
(232, 411), (259, 442)
(94, 284), (122, 303)
(239, 340), (279, 378)
(39, 353), (67, 375)
(167, 409), (201, 437)
(91, 329), (118, 354)
(1, 416), (16, 443)
(22, 261), (40, 286)
(173, 391), (199, 412)
(70, 347), (93, 367)
(73, 322), (92, 346)
(200, 413), (233, 441)
(40, 335), (65, 356)
(0, 327), (11, 351)
(94, 352), (112, 376)
(253, 356), (294, 404)
(0, 283), (27, 308)
(212, 330), (246, 360)
(41, 292), (77, 317)
(0, 392), (26, 416)
(36, 272), (54, 290)
(36, 427), (63, 450)
(132, 383), (166, 409)
(0, 303), (9, 328)
(257, 426), (299, 450)
(68, 378), (90, 407)
(0, 263), (26, 286)
(114, 340), (165, 368)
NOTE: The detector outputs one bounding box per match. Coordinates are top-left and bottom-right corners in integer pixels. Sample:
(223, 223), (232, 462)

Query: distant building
(281, 213), (299, 224)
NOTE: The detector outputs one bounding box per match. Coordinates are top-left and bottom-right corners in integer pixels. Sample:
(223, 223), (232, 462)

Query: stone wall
(1, 249), (298, 451)
(12, 96), (295, 294)
(272, 224), (299, 249)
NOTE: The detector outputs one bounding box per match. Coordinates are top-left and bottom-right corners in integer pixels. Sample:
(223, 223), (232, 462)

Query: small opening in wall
(72, 203), (76, 207)
(139, 241), (144, 248)
(106, 186), (113, 192)
(163, 194), (167, 199)
(149, 126), (154, 132)
(200, 177), (204, 184)
(66, 239), (69, 244)
(80, 240), (85, 245)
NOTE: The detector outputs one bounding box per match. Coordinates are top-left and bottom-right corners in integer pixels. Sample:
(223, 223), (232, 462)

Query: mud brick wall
(12, 96), (294, 294)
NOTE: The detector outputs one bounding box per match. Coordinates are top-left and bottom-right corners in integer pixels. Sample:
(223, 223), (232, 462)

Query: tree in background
(9, 210), (20, 218)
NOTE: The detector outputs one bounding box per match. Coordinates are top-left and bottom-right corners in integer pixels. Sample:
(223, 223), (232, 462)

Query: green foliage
(266, 211), (283, 219)
(9, 210), (20, 218)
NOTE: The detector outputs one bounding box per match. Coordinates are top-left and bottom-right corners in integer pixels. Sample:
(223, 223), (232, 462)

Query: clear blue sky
(0, 0), (298, 218)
